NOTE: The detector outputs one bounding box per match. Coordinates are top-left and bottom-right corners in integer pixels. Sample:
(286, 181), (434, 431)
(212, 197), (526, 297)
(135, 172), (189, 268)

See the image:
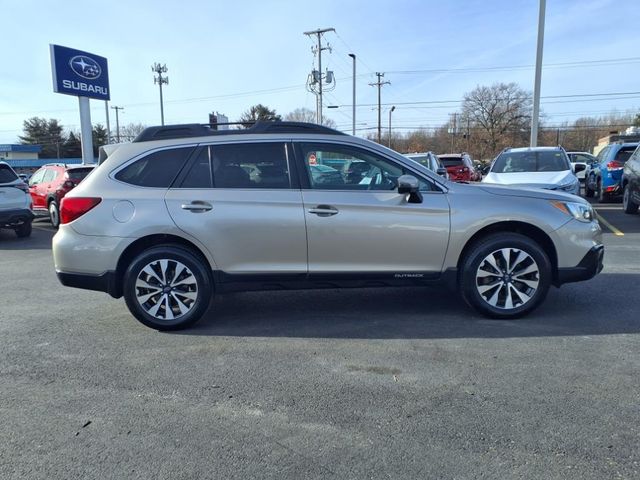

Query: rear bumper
(0, 208), (34, 227)
(56, 270), (121, 298)
(554, 245), (604, 286)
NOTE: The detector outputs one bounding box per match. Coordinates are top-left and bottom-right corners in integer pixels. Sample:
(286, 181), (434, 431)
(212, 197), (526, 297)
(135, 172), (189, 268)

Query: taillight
(60, 197), (101, 224)
(606, 161), (623, 170)
(13, 182), (29, 193)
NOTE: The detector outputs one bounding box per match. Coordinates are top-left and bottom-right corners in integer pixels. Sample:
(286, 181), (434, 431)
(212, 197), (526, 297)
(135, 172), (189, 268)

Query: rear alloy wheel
(623, 184), (639, 214)
(49, 200), (60, 228)
(15, 220), (32, 238)
(123, 246), (212, 330)
(461, 233), (551, 319)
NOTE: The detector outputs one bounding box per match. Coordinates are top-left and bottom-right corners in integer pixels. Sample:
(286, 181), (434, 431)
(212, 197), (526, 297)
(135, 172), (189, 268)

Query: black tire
(123, 245), (213, 330)
(15, 220), (32, 238)
(460, 233), (551, 319)
(623, 184), (639, 214)
(596, 179), (607, 203)
(49, 200), (60, 228)
(584, 175), (595, 198)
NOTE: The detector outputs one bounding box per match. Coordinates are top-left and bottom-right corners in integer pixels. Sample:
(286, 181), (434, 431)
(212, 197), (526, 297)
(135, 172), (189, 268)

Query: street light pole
(388, 106), (395, 148)
(530, 0), (546, 147)
(348, 53), (356, 136)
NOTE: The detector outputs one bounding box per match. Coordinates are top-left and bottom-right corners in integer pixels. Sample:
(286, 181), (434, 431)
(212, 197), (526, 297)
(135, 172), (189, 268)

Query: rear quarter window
(0, 164), (18, 183)
(115, 147), (195, 187)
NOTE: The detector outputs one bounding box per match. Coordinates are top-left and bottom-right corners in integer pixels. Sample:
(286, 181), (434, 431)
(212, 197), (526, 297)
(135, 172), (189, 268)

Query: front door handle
(308, 205), (339, 217)
(181, 201), (213, 212)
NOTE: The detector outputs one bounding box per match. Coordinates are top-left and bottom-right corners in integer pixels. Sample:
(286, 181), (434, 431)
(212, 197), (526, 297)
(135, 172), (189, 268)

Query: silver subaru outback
(53, 122), (603, 330)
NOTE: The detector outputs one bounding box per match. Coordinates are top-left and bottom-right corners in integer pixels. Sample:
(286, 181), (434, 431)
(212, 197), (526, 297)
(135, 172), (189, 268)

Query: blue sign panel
(50, 44), (110, 101)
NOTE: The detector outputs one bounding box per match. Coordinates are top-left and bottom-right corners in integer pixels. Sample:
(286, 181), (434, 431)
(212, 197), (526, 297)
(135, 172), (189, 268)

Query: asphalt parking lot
(1, 205), (639, 480)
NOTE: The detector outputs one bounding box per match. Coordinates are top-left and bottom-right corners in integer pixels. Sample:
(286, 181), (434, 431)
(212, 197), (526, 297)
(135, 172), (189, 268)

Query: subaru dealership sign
(50, 44), (110, 101)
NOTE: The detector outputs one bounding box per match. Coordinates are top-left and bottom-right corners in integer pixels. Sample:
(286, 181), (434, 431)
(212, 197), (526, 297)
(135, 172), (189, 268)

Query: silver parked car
(0, 161), (33, 238)
(405, 152), (448, 179)
(483, 147), (580, 196)
(53, 122), (603, 330)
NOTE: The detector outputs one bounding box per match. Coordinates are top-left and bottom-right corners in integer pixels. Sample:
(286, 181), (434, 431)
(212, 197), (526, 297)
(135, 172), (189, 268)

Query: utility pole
(105, 101), (111, 144)
(348, 53), (356, 135)
(450, 112), (458, 153)
(369, 72), (390, 143)
(152, 63), (169, 126)
(466, 117), (470, 152)
(303, 28), (335, 124)
(111, 106), (124, 143)
(530, 0), (546, 147)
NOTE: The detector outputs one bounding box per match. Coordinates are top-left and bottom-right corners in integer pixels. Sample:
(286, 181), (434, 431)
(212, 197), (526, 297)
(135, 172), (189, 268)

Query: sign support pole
(79, 96), (93, 164)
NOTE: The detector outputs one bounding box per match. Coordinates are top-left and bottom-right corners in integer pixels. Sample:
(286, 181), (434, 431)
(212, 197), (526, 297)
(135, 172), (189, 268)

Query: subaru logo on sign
(69, 55), (102, 79)
(51, 44), (110, 101)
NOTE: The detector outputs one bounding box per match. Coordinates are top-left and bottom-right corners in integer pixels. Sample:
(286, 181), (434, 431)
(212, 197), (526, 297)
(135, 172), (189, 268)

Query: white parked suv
(0, 161), (33, 238)
(53, 122), (604, 330)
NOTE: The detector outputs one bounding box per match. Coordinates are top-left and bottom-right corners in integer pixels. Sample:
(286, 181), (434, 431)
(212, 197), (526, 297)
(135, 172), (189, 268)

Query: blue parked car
(585, 142), (639, 202)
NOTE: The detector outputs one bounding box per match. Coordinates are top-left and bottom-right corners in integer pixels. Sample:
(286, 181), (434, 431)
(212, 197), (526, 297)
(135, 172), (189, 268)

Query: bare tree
(284, 107), (337, 128)
(118, 123), (147, 142)
(462, 83), (532, 156)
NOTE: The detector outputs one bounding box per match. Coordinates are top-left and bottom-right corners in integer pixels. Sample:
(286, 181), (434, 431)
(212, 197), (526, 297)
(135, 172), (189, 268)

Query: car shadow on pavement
(0, 220), (54, 250)
(178, 272), (640, 340)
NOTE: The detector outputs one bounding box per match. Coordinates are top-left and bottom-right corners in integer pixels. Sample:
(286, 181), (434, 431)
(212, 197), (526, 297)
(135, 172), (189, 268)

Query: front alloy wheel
(124, 246), (212, 330)
(461, 233), (551, 319)
(475, 248), (539, 310)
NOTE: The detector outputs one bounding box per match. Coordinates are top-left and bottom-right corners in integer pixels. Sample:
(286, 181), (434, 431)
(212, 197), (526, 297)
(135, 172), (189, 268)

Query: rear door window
(42, 168), (58, 183)
(179, 142), (291, 189)
(115, 147), (195, 187)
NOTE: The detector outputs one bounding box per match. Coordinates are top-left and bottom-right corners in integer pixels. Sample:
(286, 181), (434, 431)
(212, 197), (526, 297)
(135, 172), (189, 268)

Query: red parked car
(28, 163), (95, 227)
(438, 153), (481, 182)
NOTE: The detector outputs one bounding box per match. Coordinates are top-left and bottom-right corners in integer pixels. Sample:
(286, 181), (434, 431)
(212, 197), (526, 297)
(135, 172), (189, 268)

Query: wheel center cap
(162, 286), (172, 294)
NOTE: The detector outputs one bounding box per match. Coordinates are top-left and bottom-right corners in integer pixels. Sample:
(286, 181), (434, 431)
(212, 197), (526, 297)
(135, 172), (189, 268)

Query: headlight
(559, 179), (579, 192)
(551, 201), (594, 222)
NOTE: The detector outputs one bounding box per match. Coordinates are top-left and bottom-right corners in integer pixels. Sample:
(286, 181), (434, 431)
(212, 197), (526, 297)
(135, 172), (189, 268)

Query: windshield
(67, 167), (94, 182)
(492, 151), (569, 173)
(613, 146), (637, 163)
(440, 158), (463, 167)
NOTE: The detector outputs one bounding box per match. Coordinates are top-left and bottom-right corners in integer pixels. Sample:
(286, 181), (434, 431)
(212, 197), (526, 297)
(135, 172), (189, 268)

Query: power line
(386, 56), (640, 75)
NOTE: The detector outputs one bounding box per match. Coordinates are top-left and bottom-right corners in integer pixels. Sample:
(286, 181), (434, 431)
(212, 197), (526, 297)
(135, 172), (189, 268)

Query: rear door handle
(308, 205), (339, 216)
(181, 201), (213, 212)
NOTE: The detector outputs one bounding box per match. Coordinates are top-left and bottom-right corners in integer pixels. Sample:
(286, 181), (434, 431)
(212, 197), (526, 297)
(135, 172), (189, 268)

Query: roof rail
(132, 121), (347, 143)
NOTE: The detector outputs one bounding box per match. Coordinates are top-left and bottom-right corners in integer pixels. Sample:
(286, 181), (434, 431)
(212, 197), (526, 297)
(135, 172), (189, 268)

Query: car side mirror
(397, 174), (423, 204)
(573, 164), (586, 174)
(436, 167), (447, 177)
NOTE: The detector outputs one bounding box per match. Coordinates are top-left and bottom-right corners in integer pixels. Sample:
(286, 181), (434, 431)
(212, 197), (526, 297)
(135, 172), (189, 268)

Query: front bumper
(0, 208), (34, 227)
(554, 245), (604, 286)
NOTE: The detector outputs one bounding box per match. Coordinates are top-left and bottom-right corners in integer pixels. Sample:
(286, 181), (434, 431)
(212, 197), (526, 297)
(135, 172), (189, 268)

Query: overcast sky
(1, 0), (639, 143)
